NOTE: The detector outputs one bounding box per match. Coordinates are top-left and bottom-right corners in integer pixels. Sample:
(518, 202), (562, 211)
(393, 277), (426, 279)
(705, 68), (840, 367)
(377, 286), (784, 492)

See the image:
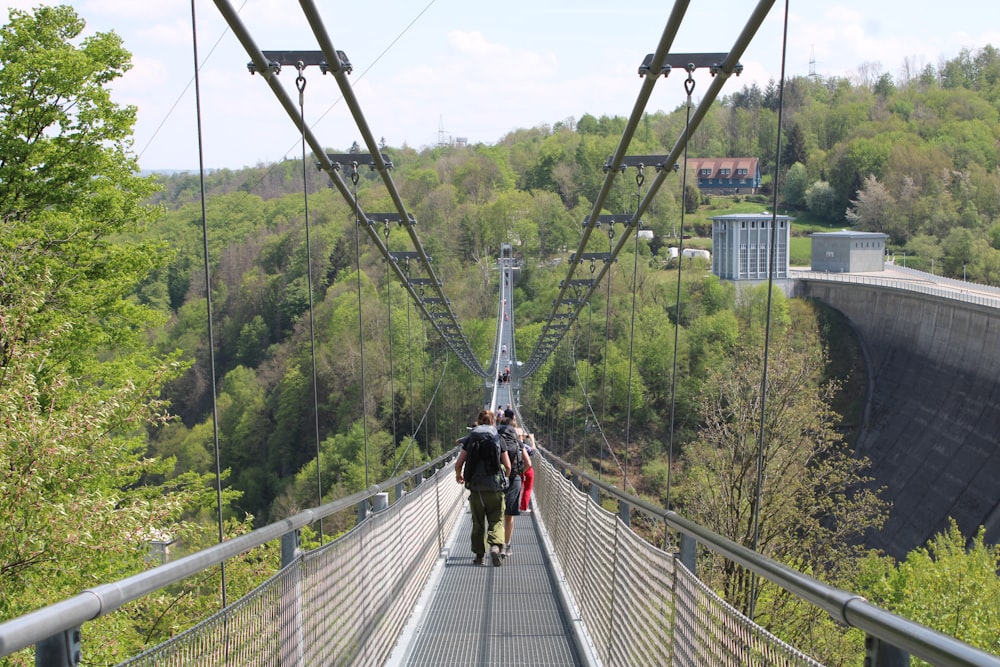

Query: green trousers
(468, 488), (505, 555)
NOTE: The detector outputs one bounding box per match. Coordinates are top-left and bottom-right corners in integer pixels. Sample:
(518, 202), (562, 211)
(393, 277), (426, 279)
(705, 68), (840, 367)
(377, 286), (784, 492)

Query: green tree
(0, 5), (163, 375)
(782, 122), (808, 169)
(805, 180), (840, 221)
(0, 8), (252, 661)
(846, 175), (902, 242)
(857, 520), (1000, 662)
(677, 331), (887, 664)
(905, 234), (944, 273)
(782, 162), (810, 209)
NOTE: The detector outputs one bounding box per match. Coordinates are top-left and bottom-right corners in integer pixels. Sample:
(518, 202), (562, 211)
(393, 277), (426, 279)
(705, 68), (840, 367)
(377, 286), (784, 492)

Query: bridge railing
(0, 450), (464, 666)
(534, 449), (1000, 667)
(790, 268), (1000, 309)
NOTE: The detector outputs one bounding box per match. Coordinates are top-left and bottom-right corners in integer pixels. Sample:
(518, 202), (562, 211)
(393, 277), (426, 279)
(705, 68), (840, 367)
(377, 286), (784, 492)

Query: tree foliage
(675, 300), (887, 664)
(857, 520), (1000, 662)
(0, 7), (258, 661)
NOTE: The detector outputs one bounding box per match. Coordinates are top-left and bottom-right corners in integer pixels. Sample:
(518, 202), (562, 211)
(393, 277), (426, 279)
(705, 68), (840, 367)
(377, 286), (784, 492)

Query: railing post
(36, 627), (81, 667)
(280, 530), (304, 667)
(373, 492), (389, 512)
(865, 635), (909, 667)
(589, 483), (600, 505)
(618, 500), (630, 528)
(281, 530), (300, 567)
(357, 499), (369, 523)
(679, 533), (697, 576)
(394, 480), (405, 503)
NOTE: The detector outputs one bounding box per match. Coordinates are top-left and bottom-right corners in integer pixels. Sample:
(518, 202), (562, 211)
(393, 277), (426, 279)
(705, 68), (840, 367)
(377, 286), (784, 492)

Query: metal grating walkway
(399, 501), (582, 666)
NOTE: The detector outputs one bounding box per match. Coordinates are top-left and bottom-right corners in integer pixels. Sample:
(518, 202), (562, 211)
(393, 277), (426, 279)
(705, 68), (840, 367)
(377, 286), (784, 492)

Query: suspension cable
(390, 347), (451, 478)
(189, 0), (227, 609)
(623, 167), (645, 491)
(749, 0), (791, 620)
(351, 166), (371, 489)
(583, 277), (595, 469)
(570, 320), (632, 491)
(384, 222), (398, 473)
(665, 66), (696, 511)
(141, 0), (249, 164)
(405, 260), (415, 470)
(598, 227), (614, 481)
(295, 63), (325, 543)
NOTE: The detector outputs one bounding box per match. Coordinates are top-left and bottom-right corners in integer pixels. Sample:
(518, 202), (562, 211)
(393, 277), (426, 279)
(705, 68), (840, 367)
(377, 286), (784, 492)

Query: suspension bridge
(1, 0), (1000, 665)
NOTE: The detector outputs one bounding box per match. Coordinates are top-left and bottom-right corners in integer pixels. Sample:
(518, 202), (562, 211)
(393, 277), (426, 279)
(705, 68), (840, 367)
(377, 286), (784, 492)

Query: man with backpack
(497, 415), (532, 560)
(455, 410), (511, 566)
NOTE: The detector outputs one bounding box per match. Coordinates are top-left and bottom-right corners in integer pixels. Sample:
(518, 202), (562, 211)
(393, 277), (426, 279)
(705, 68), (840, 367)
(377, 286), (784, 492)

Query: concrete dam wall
(797, 278), (1000, 560)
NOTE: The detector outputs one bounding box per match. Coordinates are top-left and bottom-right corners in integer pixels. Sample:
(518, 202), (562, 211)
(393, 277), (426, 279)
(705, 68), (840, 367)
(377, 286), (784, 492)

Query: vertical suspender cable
(561, 338), (570, 454)
(583, 293), (595, 468)
(188, 0), (227, 609)
(665, 67), (697, 511)
(352, 168), (371, 488)
(598, 229), (614, 481)
(295, 64), (324, 542)
(749, 0), (791, 620)
(623, 168), (645, 491)
(406, 261), (415, 469)
(383, 224), (398, 473)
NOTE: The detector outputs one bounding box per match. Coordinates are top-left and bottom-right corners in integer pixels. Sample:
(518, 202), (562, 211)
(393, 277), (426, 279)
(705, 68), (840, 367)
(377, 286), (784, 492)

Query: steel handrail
(0, 449), (457, 657)
(541, 448), (1000, 667)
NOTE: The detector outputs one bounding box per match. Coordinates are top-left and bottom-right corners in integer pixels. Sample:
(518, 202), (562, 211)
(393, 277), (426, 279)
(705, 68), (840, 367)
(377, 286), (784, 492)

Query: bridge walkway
(395, 496), (582, 666)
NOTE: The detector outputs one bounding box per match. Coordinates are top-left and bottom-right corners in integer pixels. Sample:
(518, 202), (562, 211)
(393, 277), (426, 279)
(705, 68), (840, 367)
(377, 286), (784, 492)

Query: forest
(1, 5), (999, 665)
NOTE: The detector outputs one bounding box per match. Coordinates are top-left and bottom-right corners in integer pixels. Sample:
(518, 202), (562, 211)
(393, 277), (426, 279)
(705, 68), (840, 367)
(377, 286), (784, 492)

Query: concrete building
(711, 213), (791, 280)
(810, 230), (887, 272)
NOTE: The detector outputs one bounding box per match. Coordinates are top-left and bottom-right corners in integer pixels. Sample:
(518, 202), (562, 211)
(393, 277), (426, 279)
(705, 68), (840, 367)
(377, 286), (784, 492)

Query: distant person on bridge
(497, 415), (531, 560)
(455, 410), (511, 566)
(519, 431), (537, 514)
(502, 343), (507, 356)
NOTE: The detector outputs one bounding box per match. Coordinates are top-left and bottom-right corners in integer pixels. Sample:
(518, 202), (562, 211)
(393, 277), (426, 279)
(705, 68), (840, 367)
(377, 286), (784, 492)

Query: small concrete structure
(711, 213), (791, 280)
(810, 230), (887, 272)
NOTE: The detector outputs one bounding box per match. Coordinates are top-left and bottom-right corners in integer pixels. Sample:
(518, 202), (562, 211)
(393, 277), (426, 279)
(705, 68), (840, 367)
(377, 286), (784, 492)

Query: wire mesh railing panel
(118, 563), (301, 667)
(536, 454), (827, 667)
(117, 465), (463, 667)
(534, 459), (613, 666)
(302, 469), (465, 666)
(671, 561), (824, 667)
(609, 520), (675, 667)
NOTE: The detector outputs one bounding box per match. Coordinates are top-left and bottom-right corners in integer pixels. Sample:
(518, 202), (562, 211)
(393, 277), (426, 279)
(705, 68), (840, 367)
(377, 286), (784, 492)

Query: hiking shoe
(490, 544), (502, 567)
(473, 554), (485, 566)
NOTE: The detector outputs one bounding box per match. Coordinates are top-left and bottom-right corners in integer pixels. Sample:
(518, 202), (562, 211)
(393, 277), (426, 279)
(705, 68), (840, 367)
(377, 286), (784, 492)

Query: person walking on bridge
(455, 410), (511, 566)
(519, 431), (537, 514)
(497, 415), (531, 559)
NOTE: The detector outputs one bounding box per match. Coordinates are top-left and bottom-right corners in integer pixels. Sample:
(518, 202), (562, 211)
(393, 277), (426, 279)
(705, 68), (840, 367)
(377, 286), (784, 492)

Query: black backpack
(497, 425), (523, 477)
(463, 427), (506, 491)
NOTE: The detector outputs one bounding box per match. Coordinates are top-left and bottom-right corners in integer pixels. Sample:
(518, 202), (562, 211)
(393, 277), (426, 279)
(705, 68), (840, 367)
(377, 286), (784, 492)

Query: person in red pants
(519, 432), (536, 512)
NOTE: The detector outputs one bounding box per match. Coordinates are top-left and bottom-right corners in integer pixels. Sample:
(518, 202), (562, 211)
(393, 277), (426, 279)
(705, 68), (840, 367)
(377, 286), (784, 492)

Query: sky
(10, 0), (999, 171)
